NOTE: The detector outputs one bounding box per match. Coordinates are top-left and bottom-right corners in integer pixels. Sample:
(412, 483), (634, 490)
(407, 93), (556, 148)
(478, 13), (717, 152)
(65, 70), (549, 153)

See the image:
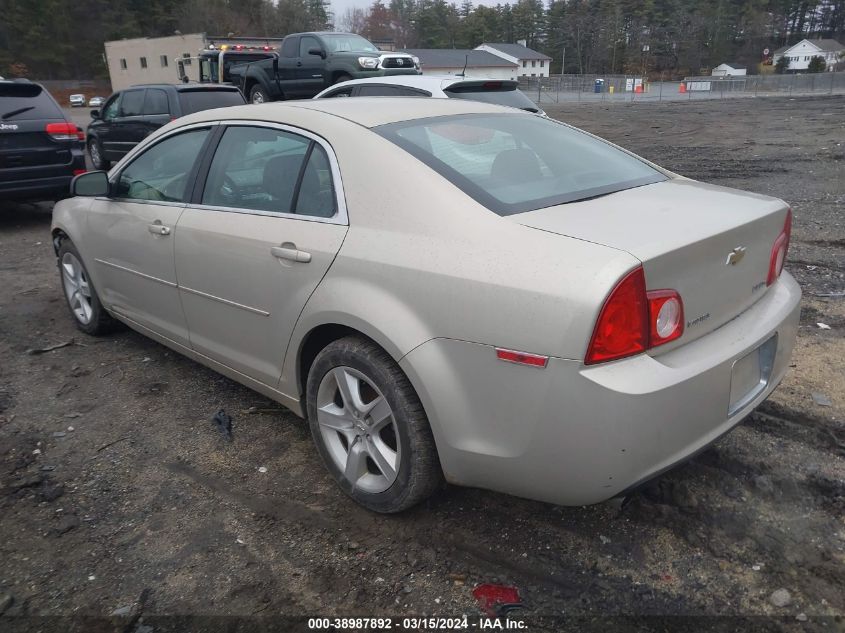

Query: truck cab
(231, 32), (421, 104)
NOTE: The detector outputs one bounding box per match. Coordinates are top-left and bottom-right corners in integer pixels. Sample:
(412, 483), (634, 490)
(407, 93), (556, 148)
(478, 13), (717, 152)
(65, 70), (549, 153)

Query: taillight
(585, 267), (648, 364)
(767, 209), (792, 286)
(646, 289), (684, 347)
(585, 266), (685, 365)
(45, 122), (79, 141)
(75, 125), (85, 141)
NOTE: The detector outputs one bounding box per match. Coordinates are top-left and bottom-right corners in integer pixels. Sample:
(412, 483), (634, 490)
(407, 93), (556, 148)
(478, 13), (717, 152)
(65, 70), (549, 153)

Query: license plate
(728, 335), (777, 416)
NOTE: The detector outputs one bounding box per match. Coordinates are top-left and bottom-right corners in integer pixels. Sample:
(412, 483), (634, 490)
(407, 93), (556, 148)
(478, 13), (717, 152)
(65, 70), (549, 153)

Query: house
(401, 49), (518, 79)
(772, 39), (844, 71)
(711, 63), (747, 77)
(475, 43), (552, 78)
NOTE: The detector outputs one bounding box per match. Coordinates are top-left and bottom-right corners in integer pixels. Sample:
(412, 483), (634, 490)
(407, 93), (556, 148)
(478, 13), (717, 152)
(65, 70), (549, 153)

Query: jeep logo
(0, 123), (20, 131)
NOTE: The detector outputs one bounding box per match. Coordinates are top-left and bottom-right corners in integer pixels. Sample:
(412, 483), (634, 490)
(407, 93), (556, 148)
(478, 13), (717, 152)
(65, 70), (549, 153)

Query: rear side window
(201, 125), (335, 218)
(143, 89), (169, 115)
(376, 114), (665, 216)
(119, 90), (144, 116)
(281, 37), (299, 58)
(177, 89), (245, 115)
(0, 82), (63, 120)
(445, 83), (539, 113)
(356, 85), (429, 97)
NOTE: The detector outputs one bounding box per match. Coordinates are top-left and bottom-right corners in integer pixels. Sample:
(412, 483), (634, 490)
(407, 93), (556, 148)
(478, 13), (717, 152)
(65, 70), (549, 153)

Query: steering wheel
(218, 174), (242, 204)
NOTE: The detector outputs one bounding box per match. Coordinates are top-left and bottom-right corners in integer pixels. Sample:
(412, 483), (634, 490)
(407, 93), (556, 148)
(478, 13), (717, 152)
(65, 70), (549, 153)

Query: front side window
(201, 126), (335, 218)
(376, 114), (665, 216)
(322, 34), (378, 53)
(300, 36), (321, 57)
(101, 94), (121, 121)
(115, 128), (209, 202)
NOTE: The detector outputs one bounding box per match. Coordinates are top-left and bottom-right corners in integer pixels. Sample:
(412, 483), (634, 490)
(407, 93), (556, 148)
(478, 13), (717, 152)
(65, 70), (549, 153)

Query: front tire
(57, 239), (117, 336)
(249, 85), (269, 104)
(306, 336), (442, 513)
(88, 139), (109, 170)
(333, 73), (353, 85)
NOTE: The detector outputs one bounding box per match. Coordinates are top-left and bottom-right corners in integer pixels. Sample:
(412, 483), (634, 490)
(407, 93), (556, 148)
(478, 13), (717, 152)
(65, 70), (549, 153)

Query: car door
(95, 92), (122, 160)
(297, 35), (326, 97)
(86, 125), (214, 347)
(110, 88), (146, 159)
(175, 123), (347, 386)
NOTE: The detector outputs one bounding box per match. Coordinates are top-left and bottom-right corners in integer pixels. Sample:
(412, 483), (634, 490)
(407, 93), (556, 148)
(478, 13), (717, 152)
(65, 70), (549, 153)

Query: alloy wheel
(61, 252), (93, 324)
(316, 366), (400, 494)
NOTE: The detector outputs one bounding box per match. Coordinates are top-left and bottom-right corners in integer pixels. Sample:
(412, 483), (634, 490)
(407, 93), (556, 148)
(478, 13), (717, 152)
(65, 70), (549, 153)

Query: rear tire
(306, 336), (442, 513)
(57, 239), (117, 336)
(249, 85), (269, 104)
(88, 139), (109, 170)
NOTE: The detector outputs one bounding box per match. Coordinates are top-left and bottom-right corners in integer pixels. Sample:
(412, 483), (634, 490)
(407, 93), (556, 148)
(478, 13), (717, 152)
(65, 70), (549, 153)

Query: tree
(774, 55), (790, 73)
(807, 55), (826, 72)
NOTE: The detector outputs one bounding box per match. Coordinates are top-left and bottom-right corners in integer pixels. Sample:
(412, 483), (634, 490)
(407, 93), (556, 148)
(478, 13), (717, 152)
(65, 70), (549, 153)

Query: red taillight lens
(767, 209), (792, 286)
(586, 266), (685, 365)
(45, 122), (79, 141)
(585, 267), (648, 365)
(647, 290), (684, 347)
(75, 125), (85, 141)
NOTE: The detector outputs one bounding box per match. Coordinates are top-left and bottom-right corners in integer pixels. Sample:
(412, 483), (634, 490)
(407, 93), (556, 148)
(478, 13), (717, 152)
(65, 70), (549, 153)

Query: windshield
(0, 82), (63, 120)
(375, 113), (666, 216)
(445, 83), (539, 113)
(322, 34), (379, 53)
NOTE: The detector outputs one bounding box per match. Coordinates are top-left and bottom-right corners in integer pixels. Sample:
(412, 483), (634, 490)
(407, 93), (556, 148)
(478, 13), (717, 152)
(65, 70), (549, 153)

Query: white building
(475, 43), (552, 78)
(402, 49), (518, 79)
(772, 39), (844, 72)
(105, 33), (207, 91)
(711, 63), (747, 77)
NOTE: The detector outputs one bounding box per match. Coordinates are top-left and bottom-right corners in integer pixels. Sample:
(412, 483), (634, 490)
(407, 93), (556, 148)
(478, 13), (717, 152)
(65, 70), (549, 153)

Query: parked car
(69, 93), (86, 107)
(314, 75), (545, 115)
(53, 98), (800, 513)
(88, 96), (105, 107)
(1, 79), (86, 201)
(86, 83), (245, 170)
(229, 31), (419, 104)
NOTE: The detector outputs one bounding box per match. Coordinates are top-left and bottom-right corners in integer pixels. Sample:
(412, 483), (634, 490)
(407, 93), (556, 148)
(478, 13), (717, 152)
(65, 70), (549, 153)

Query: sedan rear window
(0, 82), (63, 120)
(444, 82), (539, 113)
(178, 89), (245, 115)
(375, 114), (666, 216)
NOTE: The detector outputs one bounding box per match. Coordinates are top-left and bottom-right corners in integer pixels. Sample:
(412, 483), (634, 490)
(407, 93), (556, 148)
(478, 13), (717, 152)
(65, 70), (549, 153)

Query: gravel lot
(1, 95), (843, 629)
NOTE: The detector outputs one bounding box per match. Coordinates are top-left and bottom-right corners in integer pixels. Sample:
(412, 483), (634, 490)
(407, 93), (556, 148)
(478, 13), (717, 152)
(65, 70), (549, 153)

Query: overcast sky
(329, 0), (503, 28)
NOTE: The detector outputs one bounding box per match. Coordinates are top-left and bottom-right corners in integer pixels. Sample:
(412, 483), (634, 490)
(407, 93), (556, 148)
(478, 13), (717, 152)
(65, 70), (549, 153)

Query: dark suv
(86, 83), (245, 169)
(0, 80), (86, 201)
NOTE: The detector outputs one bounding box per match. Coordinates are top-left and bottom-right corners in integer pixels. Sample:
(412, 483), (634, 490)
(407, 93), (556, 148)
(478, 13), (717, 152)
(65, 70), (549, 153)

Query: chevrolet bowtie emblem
(726, 246), (747, 266)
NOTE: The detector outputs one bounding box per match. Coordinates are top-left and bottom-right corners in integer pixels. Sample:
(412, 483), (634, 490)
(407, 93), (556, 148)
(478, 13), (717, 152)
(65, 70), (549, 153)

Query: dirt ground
(1, 95), (843, 630)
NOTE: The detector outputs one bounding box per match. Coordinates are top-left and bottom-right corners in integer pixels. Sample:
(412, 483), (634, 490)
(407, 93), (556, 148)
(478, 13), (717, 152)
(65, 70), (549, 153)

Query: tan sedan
(52, 99), (800, 512)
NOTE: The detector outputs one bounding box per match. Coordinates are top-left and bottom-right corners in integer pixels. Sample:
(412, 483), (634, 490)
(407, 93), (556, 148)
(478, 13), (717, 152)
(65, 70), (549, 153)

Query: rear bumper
(400, 272), (802, 506)
(0, 153), (85, 201)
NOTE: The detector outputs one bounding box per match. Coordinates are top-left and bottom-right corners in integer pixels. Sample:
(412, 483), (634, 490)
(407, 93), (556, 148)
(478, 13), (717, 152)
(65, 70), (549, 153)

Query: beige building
(105, 33), (206, 90)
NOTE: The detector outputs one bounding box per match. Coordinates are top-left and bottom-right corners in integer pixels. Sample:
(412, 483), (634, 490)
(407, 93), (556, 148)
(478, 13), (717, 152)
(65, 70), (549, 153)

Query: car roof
(179, 96), (522, 129)
(126, 83), (240, 92)
(315, 75), (518, 97)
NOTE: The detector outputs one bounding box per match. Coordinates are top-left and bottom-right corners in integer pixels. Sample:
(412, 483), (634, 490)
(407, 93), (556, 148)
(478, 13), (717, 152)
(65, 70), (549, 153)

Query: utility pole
(561, 46), (566, 75)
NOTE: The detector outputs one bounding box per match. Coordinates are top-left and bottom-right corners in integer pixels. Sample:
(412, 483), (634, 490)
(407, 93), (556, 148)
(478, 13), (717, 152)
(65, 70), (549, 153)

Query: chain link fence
(519, 72), (845, 105)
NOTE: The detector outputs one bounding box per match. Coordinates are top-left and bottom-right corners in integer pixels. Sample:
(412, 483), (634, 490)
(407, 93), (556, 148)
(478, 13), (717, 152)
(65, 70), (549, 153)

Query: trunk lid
(512, 179), (789, 350)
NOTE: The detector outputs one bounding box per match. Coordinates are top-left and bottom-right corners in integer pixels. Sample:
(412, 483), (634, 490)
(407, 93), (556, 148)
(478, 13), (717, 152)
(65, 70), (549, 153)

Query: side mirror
(90, 109), (100, 119)
(71, 171), (110, 197)
(308, 47), (326, 59)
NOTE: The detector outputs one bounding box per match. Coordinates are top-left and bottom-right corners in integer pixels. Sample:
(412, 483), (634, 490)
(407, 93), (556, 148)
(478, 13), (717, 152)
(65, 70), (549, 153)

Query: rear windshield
(375, 113), (666, 216)
(0, 82), (63, 120)
(445, 83), (539, 113)
(177, 89), (245, 115)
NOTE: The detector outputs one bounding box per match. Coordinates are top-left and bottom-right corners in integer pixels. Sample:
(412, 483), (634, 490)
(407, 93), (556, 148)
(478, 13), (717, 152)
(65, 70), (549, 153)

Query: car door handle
(148, 223), (171, 236)
(271, 245), (311, 263)
(296, 61), (303, 67)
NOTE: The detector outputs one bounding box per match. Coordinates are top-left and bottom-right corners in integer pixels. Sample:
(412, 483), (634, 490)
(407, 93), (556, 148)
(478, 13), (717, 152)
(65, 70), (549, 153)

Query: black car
(86, 83), (245, 170)
(0, 79), (86, 201)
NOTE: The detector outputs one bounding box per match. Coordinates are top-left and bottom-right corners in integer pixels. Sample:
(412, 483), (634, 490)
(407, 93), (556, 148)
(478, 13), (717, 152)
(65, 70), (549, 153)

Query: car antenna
(458, 54), (468, 77)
